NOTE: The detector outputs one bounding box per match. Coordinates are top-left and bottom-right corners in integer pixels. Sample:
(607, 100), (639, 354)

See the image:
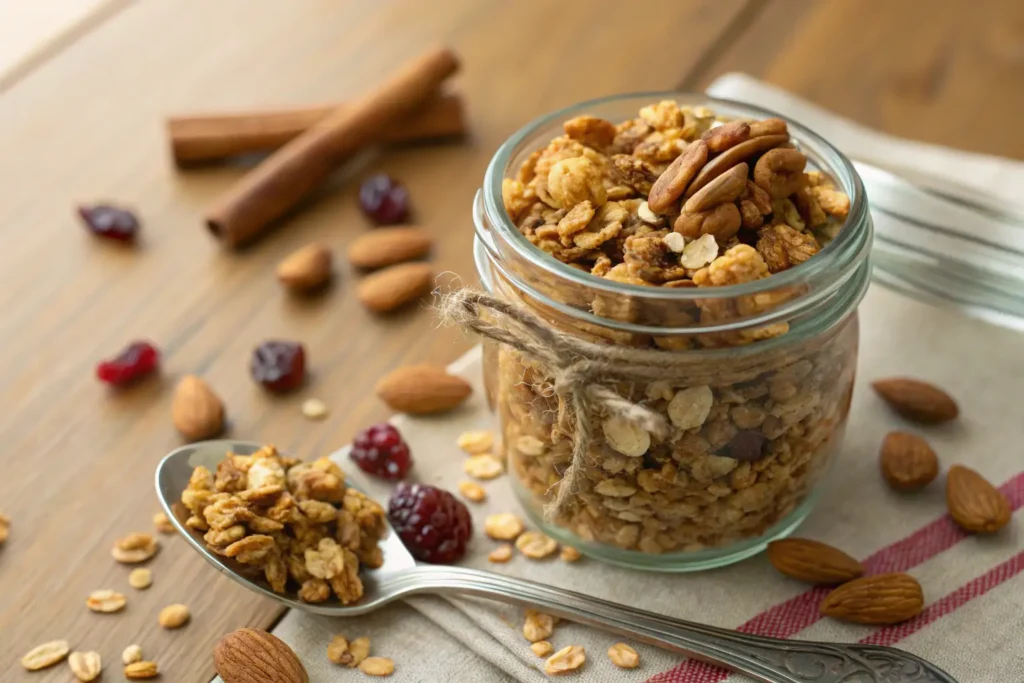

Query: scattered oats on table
(0, 512), (10, 543)
(327, 634), (371, 667)
(457, 480), (487, 502)
(545, 644), (586, 675)
(158, 603), (190, 629)
(111, 531), (159, 563)
(358, 656), (395, 676)
(301, 397), (329, 420)
(128, 567), (152, 589)
(515, 530), (558, 559)
(86, 589), (127, 613)
(68, 650), (103, 682)
(463, 453), (504, 479)
(20, 640), (70, 671)
(123, 660), (159, 679)
(457, 429), (494, 454)
(122, 644), (143, 665)
(522, 610), (555, 642)
(530, 641), (553, 657)
(484, 513), (524, 540)
(152, 511), (175, 534)
(560, 546), (582, 562)
(488, 543), (513, 563)
(607, 642), (640, 669)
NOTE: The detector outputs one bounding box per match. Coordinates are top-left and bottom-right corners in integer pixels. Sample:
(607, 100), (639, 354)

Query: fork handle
(380, 565), (956, 683)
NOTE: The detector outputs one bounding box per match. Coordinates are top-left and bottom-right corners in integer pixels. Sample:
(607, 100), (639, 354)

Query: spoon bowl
(156, 440), (958, 683)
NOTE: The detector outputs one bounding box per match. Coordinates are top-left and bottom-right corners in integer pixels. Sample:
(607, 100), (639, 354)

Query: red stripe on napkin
(647, 472), (1024, 683)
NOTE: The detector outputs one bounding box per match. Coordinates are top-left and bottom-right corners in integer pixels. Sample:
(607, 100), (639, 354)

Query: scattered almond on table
(68, 650), (102, 682)
(819, 573), (924, 625)
(945, 465), (1011, 534)
(171, 374), (225, 441)
(21, 640), (70, 671)
(347, 226), (433, 270)
(879, 431), (939, 491)
(128, 567), (152, 590)
(484, 513), (524, 541)
(376, 364), (472, 414)
(276, 242), (333, 292)
(545, 644), (585, 675)
(766, 538), (864, 585)
(607, 642), (640, 669)
(357, 262), (434, 313)
(86, 589), (127, 613)
(871, 377), (959, 424)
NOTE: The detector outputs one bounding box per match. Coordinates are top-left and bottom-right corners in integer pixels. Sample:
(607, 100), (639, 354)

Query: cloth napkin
(255, 76), (1024, 683)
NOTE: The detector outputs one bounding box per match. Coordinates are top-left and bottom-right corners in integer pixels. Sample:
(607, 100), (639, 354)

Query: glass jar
(472, 93), (871, 571)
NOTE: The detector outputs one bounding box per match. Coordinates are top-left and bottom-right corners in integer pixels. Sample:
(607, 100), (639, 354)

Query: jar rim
(481, 91), (870, 302)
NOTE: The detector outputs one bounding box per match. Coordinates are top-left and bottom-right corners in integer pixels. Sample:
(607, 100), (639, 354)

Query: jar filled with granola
(463, 94), (871, 571)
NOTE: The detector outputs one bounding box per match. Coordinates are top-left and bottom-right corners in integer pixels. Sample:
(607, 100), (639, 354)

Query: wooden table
(2, 0), (1021, 680)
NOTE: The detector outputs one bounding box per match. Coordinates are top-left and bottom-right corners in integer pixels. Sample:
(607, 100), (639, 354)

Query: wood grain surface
(0, 0), (1021, 681)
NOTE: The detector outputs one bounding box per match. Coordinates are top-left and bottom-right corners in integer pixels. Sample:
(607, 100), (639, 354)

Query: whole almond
(214, 628), (309, 683)
(357, 262), (433, 313)
(172, 375), (225, 441)
(276, 243), (332, 291)
(766, 538), (864, 584)
(879, 432), (939, 491)
(946, 465), (1011, 534)
(820, 573), (923, 625)
(376, 365), (471, 414)
(872, 377), (958, 424)
(347, 226), (432, 270)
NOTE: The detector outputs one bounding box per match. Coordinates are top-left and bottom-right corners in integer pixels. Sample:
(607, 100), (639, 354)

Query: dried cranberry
(250, 341), (306, 393)
(388, 483), (472, 564)
(78, 204), (139, 242)
(350, 424), (413, 480)
(358, 174), (409, 225)
(96, 341), (159, 386)
(722, 429), (769, 461)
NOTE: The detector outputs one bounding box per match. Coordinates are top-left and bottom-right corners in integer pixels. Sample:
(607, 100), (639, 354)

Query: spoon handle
(380, 565), (957, 683)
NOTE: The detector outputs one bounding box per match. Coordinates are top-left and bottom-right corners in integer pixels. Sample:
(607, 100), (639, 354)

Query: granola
(180, 446), (386, 604)
(491, 100), (857, 557)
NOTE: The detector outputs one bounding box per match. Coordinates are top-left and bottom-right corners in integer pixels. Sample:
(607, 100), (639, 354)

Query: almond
(214, 628), (308, 683)
(172, 375), (225, 441)
(276, 243), (332, 292)
(347, 226), (432, 270)
(879, 431), (939, 491)
(820, 573), (923, 625)
(766, 538), (864, 584)
(357, 262), (433, 313)
(376, 365), (471, 414)
(946, 465), (1011, 534)
(871, 377), (958, 424)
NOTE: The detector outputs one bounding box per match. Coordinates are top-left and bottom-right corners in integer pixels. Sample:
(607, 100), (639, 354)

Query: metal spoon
(156, 440), (957, 683)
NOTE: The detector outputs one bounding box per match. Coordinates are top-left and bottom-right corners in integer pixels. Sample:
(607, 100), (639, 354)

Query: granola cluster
(502, 101), (850, 307)
(180, 446), (386, 604)
(489, 101), (858, 556)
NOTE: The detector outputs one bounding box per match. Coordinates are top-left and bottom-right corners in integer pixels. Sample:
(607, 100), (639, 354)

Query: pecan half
(683, 163), (749, 213)
(701, 121), (750, 153)
(685, 134), (789, 198)
(647, 140), (708, 213)
(749, 118), (788, 138)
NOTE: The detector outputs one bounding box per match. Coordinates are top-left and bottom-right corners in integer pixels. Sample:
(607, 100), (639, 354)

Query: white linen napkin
(236, 75), (1024, 683)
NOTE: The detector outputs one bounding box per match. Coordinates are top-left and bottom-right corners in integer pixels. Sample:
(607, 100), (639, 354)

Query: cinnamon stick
(169, 93), (465, 165)
(205, 47), (460, 248)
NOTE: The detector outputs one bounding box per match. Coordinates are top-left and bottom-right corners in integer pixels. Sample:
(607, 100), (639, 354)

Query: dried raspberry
(358, 174), (409, 225)
(251, 341), (306, 393)
(350, 424), (412, 480)
(78, 204), (139, 242)
(388, 483), (472, 564)
(96, 341), (159, 386)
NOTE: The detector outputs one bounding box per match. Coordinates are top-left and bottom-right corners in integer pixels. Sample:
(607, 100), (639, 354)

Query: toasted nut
(68, 651), (102, 682)
(128, 568), (152, 590)
(563, 115), (617, 148)
(152, 511), (175, 534)
(523, 610), (555, 642)
(515, 531), (558, 559)
(0, 512), (10, 543)
(545, 645), (586, 675)
(647, 140), (709, 213)
(158, 603), (190, 629)
(122, 645), (143, 665)
(702, 120), (750, 153)
(327, 635), (359, 666)
(300, 398), (329, 420)
(560, 546), (582, 562)
(637, 201), (662, 224)
(347, 226), (432, 270)
(680, 233), (720, 270)
(376, 365), (472, 414)
(124, 661), (159, 679)
(457, 480), (487, 502)
(602, 415), (650, 457)
(464, 454), (504, 480)
(484, 513), (524, 540)
(349, 637), (371, 666)
(531, 641), (553, 657)
(607, 642), (640, 669)
(276, 242), (332, 291)
(86, 589), (127, 613)
(946, 465), (1011, 534)
(753, 148), (807, 199)
(673, 203), (741, 243)
(748, 118), (788, 138)
(358, 656), (395, 676)
(662, 231), (686, 253)
(357, 262), (434, 313)
(456, 430), (494, 454)
(820, 573), (923, 625)
(171, 375), (225, 441)
(879, 432), (939, 491)
(683, 163), (748, 213)
(872, 377), (959, 424)
(685, 134), (788, 198)
(112, 531), (159, 564)
(767, 538), (864, 584)
(21, 640), (70, 670)
(488, 544), (513, 563)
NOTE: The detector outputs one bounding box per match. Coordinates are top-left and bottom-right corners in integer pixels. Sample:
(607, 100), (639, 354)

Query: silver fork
(157, 440), (958, 683)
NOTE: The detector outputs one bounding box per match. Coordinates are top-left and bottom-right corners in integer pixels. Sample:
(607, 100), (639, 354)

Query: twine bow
(439, 288), (681, 517)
